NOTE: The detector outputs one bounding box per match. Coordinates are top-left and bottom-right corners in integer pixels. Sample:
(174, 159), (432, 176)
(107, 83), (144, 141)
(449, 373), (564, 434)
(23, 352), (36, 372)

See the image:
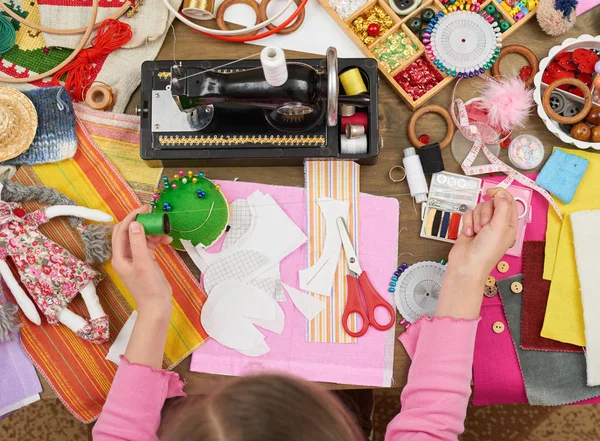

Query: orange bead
(594, 75), (600, 89)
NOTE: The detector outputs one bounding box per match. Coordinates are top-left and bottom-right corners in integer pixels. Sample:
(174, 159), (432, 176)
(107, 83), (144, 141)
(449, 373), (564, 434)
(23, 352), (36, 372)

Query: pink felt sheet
(577, 0), (599, 15)
(472, 175), (600, 405)
(190, 181), (399, 387)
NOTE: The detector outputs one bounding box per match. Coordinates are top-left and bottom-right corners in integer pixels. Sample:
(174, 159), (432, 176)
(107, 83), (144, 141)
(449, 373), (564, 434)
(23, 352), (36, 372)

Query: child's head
(162, 374), (365, 441)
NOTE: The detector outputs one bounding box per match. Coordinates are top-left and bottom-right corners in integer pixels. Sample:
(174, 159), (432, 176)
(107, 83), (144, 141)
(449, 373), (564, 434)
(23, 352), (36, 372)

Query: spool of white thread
(261, 46), (288, 87)
(403, 147), (428, 203)
(340, 135), (368, 154)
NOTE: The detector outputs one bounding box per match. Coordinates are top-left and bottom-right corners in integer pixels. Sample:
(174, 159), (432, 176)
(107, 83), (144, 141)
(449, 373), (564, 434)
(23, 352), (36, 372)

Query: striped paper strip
(305, 160), (359, 344)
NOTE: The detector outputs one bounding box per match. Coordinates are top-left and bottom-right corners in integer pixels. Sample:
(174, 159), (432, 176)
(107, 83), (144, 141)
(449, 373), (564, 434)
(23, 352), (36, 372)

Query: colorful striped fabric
(305, 160), (359, 344)
(7, 120), (208, 423)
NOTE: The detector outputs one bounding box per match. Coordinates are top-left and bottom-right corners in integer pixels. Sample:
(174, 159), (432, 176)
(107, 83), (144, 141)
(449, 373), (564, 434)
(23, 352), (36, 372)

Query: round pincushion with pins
(151, 170), (229, 250)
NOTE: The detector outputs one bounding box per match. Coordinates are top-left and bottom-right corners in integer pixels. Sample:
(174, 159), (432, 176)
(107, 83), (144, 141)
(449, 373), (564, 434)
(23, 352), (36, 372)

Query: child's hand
(436, 188), (518, 319)
(111, 206), (173, 322)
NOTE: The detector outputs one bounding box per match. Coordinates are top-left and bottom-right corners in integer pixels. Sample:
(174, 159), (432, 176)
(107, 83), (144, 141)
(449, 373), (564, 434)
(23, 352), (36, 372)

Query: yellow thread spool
(339, 68), (368, 96)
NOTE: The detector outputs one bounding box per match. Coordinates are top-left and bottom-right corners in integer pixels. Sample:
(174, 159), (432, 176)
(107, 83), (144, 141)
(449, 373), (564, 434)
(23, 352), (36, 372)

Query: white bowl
(533, 34), (600, 151)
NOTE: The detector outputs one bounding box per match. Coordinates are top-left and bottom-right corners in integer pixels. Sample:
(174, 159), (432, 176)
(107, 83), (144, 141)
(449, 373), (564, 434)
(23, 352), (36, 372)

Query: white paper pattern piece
(571, 210), (600, 386)
(283, 284), (326, 321)
(188, 191), (306, 303)
(222, 199), (252, 251)
(220, 0), (364, 58)
(299, 198), (349, 296)
(203, 250), (270, 294)
(201, 281), (285, 356)
(106, 311), (138, 365)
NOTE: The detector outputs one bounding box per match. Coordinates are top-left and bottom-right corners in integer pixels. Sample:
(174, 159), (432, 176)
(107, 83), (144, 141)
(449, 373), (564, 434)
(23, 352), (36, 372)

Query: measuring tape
(451, 75), (563, 220)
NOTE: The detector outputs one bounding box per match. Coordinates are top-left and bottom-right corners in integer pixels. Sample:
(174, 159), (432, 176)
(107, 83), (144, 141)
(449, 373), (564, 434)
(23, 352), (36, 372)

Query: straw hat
(0, 86), (38, 162)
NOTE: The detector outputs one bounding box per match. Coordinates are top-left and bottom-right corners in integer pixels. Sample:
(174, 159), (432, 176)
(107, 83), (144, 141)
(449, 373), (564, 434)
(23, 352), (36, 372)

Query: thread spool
(341, 112), (368, 132)
(403, 147), (428, 203)
(340, 135), (368, 154)
(85, 83), (115, 111)
(340, 104), (356, 117)
(339, 68), (368, 96)
(182, 0), (216, 19)
(136, 213), (171, 235)
(0, 14), (16, 55)
(416, 142), (444, 174)
(346, 123), (365, 138)
(261, 46), (288, 87)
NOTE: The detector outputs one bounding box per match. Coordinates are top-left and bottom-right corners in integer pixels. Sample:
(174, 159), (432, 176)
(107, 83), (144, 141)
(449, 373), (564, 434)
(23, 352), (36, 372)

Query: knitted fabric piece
(536, 149), (589, 204)
(5, 87), (76, 165)
(499, 274), (600, 406)
(521, 241), (582, 353)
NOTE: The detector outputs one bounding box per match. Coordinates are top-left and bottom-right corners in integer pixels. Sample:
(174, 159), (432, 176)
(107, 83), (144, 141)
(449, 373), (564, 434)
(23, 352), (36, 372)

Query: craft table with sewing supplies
(0, 0), (599, 438)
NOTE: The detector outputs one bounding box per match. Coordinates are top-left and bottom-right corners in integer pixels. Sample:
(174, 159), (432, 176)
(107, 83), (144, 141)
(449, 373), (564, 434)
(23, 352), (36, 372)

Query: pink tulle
(479, 77), (534, 133)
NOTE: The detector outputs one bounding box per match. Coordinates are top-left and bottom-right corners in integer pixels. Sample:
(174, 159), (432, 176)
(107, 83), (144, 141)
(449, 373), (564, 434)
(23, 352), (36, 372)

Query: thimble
(346, 123), (365, 139)
(340, 104), (356, 117)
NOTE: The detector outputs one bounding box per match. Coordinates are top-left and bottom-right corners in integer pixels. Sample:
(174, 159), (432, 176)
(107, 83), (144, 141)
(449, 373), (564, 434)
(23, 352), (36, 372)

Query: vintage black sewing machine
(138, 48), (380, 167)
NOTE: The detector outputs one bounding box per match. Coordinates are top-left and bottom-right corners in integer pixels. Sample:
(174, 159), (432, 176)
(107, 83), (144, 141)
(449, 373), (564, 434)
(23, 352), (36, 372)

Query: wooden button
(485, 276), (496, 287)
(497, 261), (510, 273)
(492, 321), (505, 334)
(511, 281), (523, 294)
(484, 285), (498, 298)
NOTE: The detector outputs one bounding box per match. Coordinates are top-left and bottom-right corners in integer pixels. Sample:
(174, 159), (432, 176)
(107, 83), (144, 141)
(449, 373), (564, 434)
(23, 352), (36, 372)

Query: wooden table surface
(39, 9), (599, 398)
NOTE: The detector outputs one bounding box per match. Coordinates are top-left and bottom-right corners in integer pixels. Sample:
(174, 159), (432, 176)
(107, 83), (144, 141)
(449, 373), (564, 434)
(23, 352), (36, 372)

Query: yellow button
(497, 261), (510, 273)
(511, 281), (523, 294)
(485, 276), (496, 287)
(492, 321), (505, 334)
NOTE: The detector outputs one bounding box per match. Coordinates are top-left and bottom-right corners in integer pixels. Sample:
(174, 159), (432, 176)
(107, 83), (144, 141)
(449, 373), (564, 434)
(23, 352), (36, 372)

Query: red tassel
(52, 18), (133, 102)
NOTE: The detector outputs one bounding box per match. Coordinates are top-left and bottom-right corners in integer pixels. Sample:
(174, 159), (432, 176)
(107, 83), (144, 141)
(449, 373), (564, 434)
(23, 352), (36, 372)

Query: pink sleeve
(93, 357), (186, 441)
(385, 317), (480, 441)
(25, 209), (49, 229)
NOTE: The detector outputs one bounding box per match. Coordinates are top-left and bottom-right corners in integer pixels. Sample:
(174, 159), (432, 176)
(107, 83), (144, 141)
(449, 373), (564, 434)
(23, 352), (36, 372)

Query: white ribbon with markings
(451, 76), (562, 220)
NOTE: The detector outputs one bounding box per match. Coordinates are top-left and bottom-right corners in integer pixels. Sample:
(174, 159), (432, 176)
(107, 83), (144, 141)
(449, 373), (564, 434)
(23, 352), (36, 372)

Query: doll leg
(57, 308), (88, 333)
(57, 282), (109, 344)
(80, 282), (106, 320)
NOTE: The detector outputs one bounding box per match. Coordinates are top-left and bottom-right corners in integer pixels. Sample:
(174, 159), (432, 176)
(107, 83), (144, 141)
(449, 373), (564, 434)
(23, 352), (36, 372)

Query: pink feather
(479, 77), (534, 132)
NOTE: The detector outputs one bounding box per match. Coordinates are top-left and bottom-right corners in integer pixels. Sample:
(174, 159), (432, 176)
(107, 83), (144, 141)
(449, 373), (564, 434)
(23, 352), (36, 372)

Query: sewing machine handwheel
(327, 47), (339, 127)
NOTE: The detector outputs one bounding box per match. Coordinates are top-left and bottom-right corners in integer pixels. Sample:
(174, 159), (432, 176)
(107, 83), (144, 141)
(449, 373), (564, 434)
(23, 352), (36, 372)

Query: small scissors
(337, 217), (396, 337)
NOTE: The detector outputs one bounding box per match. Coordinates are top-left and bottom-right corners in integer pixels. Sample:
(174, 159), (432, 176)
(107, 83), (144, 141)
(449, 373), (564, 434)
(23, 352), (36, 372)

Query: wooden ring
(491, 45), (539, 88)
(542, 78), (593, 125)
(216, 0), (261, 36)
(408, 105), (455, 149)
(258, 0), (305, 35)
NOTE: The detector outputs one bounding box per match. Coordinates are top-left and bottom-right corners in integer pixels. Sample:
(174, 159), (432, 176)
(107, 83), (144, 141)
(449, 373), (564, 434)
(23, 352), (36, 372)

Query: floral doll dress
(0, 201), (109, 344)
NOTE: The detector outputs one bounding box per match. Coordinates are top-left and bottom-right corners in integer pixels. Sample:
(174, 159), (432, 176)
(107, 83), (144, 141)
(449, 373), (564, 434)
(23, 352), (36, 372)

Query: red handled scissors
(337, 217), (396, 338)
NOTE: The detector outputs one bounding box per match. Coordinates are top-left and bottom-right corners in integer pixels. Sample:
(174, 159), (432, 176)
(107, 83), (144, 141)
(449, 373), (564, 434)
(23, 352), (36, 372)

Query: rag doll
(0, 181), (113, 344)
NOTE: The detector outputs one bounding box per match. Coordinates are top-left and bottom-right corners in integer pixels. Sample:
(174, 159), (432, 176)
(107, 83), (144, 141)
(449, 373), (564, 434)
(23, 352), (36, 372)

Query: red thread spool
(341, 112), (368, 132)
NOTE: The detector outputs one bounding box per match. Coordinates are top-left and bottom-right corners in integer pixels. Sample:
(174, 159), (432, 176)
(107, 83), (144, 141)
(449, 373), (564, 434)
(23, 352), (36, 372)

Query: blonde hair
(161, 374), (365, 441)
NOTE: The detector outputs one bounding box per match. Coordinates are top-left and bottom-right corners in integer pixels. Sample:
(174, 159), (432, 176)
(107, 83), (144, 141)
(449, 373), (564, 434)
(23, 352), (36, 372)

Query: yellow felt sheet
(542, 148), (600, 347)
(544, 148), (600, 280)
(541, 214), (586, 346)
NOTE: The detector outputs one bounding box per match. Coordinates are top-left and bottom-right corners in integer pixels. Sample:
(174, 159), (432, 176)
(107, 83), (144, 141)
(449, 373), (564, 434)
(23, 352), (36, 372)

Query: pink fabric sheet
(190, 180), (399, 387)
(473, 175), (600, 405)
(577, 0), (599, 15)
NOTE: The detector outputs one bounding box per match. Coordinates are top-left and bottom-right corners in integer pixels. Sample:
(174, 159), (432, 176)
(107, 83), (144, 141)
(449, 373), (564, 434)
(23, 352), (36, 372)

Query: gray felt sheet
(498, 275), (600, 406)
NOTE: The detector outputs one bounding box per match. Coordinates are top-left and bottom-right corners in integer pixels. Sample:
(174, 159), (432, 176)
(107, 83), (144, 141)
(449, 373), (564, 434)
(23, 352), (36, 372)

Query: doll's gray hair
(0, 180), (112, 265)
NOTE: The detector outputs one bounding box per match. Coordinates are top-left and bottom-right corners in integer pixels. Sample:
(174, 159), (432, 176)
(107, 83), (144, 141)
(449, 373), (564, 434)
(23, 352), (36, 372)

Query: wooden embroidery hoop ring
(258, 0), (305, 34)
(0, 0), (100, 83)
(0, 1), (131, 36)
(542, 78), (593, 125)
(491, 45), (539, 88)
(216, 0), (262, 36)
(408, 105), (455, 149)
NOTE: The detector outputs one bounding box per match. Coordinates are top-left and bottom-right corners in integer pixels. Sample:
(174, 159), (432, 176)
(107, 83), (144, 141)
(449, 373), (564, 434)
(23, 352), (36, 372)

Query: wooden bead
(585, 105), (600, 126)
(571, 123), (592, 141)
(591, 126), (600, 143)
